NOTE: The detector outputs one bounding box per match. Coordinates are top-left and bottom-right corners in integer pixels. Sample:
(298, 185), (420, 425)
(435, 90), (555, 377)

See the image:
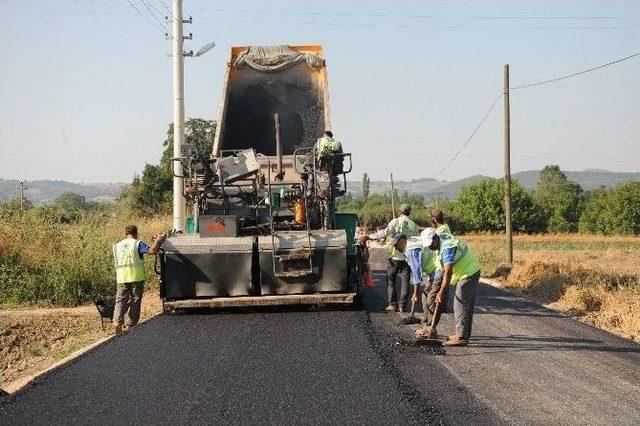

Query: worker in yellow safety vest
(371, 204), (419, 313)
(112, 225), (166, 333)
(429, 208), (452, 235)
(386, 230), (439, 324)
(416, 226), (481, 347)
(316, 130), (342, 158)
(315, 130), (343, 175)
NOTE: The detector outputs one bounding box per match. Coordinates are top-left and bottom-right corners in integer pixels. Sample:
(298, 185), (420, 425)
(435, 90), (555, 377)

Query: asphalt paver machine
(159, 45), (363, 310)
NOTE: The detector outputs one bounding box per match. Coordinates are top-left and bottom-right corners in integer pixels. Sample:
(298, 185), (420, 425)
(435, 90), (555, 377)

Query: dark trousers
(387, 259), (410, 310)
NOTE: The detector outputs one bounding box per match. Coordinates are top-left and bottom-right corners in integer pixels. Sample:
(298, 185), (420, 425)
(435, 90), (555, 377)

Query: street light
(195, 41), (215, 58)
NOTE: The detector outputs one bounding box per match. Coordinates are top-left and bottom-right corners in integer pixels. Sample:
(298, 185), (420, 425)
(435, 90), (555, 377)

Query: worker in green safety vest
(429, 208), (452, 236)
(315, 130), (343, 175)
(416, 226), (481, 347)
(388, 230), (438, 321)
(404, 229), (438, 314)
(112, 225), (166, 333)
(371, 204), (419, 313)
(316, 130), (343, 158)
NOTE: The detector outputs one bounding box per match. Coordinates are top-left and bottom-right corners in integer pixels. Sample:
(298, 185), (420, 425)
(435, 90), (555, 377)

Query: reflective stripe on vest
(113, 238), (145, 284)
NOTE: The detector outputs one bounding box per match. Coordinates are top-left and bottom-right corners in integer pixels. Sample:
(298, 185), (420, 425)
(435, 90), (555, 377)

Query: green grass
(1, 210), (168, 307)
(25, 345), (44, 357)
(54, 343), (83, 361)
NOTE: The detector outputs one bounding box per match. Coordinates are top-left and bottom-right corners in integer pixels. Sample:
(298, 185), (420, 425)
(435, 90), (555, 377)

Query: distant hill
(349, 169), (640, 201)
(0, 179), (126, 204)
(3, 169), (637, 205)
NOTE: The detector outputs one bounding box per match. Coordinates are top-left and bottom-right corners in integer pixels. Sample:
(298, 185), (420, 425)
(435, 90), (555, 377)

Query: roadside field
(465, 234), (640, 342)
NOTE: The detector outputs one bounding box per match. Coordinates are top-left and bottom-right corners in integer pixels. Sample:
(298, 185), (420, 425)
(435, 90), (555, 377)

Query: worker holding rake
(416, 227), (481, 347)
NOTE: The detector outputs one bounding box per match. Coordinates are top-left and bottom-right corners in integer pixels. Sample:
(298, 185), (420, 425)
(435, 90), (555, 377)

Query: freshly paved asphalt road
(2, 270), (640, 424)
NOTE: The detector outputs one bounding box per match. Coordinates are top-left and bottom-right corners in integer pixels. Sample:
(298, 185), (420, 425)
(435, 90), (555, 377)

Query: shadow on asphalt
(445, 334), (640, 357)
(167, 302), (364, 316)
(475, 283), (566, 318)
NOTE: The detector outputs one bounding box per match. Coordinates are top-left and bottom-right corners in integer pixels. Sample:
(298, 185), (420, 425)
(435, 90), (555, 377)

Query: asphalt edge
(480, 277), (640, 347)
(1, 313), (161, 397)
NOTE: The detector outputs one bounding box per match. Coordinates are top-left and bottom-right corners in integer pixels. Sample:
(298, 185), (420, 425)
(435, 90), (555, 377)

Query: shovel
(414, 301), (443, 346)
(399, 299), (421, 325)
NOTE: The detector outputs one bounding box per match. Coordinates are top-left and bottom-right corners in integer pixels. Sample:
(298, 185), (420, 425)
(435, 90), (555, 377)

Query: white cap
(420, 227), (436, 248)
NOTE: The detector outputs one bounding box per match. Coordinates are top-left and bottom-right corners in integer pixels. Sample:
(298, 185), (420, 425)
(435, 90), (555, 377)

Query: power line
(156, 0), (174, 22)
(436, 51), (640, 179)
(124, 0), (165, 33)
(139, 0), (166, 28)
(434, 94), (503, 179)
(157, 0), (171, 15)
(511, 52), (640, 90)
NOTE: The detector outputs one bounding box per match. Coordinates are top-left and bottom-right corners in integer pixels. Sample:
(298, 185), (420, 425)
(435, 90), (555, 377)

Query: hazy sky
(1, 0), (639, 183)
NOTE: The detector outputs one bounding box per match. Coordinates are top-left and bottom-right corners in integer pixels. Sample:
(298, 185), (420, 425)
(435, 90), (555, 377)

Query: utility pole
(503, 64), (513, 264)
(433, 190), (443, 209)
(18, 181), (27, 211)
(390, 173), (396, 219)
(171, 0), (191, 232)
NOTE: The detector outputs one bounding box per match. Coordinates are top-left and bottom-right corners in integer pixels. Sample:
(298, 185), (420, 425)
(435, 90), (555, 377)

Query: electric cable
(124, 0), (165, 33)
(434, 93), (503, 179)
(139, 0), (166, 28)
(511, 52), (640, 90)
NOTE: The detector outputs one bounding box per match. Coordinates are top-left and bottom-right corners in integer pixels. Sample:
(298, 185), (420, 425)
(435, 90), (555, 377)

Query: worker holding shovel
(416, 227), (481, 347)
(391, 232), (437, 326)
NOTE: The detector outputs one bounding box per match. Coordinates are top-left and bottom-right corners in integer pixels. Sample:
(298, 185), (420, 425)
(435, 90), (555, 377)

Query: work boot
(114, 322), (123, 334)
(384, 304), (396, 313)
(442, 334), (468, 347)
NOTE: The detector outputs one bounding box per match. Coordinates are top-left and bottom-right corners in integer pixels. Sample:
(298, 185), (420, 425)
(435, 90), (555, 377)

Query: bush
(1, 211), (167, 307)
(579, 182), (640, 235)
(450, 178), (546, 233)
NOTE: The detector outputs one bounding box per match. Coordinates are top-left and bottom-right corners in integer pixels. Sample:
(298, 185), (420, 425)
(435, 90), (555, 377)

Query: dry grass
(1, 212), (170, 307)
(465, 234), (640, 342)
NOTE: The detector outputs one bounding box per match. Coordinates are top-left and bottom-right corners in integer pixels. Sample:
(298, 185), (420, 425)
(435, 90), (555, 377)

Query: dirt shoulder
(484, 249), (640, 343)
(1, 287), (162, 393)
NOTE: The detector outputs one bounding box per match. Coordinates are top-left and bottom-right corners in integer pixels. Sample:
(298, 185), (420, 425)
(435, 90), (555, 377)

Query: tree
(536, 165), (584, 232)
(452, 178), (546, 233)
(160, 118), (216, 169)
(579, 182), (640, 235)
(53, 192), (86, 211)
(121, 164), (173, 215)
(362, 172), (370, 199)
(121, 118), (216, 214)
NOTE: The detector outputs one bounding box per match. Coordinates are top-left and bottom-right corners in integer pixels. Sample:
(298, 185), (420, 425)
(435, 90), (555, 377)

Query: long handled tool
(414, 301), (443, 346)
(399, 299), (421, 325)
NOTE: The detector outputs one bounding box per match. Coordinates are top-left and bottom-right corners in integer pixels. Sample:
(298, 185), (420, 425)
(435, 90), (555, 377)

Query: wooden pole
(390, 173), (396, 219)
(504, 64), (513, 264)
